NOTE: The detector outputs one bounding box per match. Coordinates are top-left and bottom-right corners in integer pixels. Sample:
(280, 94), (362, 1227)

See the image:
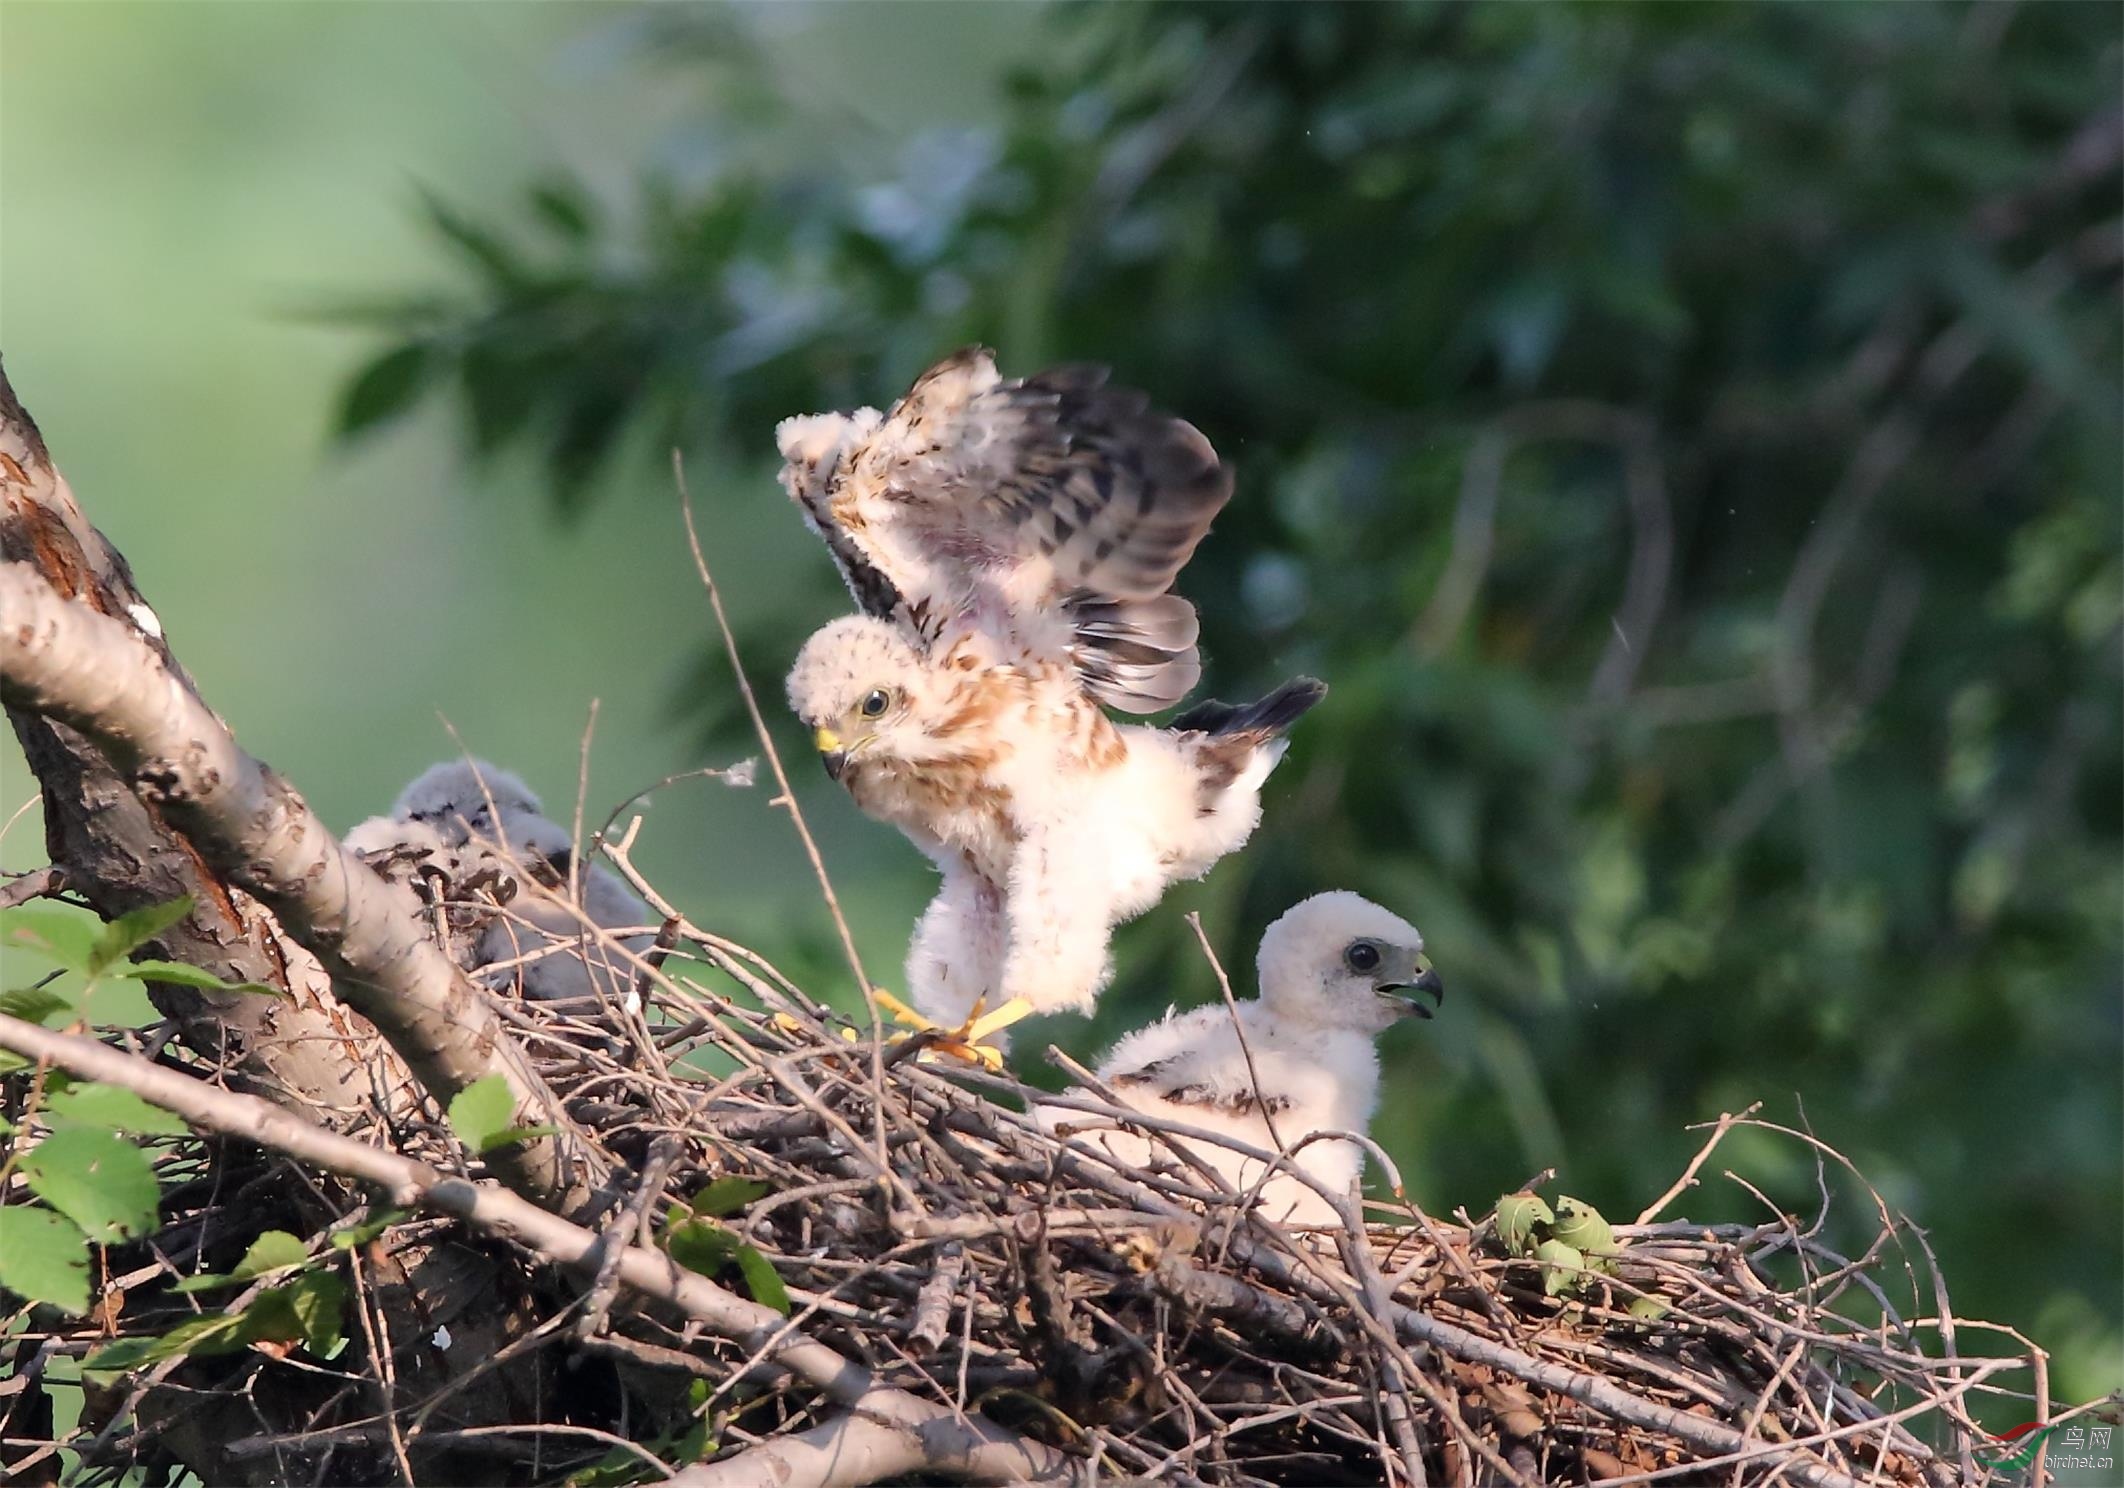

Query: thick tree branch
(0, 562), (601, 1207)
(0, 1015), (1072, 1487)
(666, 1408), (1067, 1488)
(0, 359), (404, 1127)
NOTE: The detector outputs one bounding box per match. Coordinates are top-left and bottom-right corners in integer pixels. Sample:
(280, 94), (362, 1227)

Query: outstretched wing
(777, 407), (909, 624)
(778, 348), (1232, 709)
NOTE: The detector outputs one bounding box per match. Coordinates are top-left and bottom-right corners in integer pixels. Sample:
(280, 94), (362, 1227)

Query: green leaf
(90, 898), (193, 973)
(81, 1336), (163, 1374)
(234, 1230), (311, 1280)
(446, 1076), (517, 1154)
(116, 960), (285, 998)
(689, 1176), (771, 1218)
(665, 1219), (740, 1278)
(734, 1244), (790, 1316)
(0, 1207), (92, 1313)
(269, 1271), (348, 1355)
(169, 1271), (235, 1295)
(84, 1310), (250, 1372)
(329, 1209), (408, 1250)
(1495, 1192), (1553, 1256)
(19, 1127), (160, 1243)
(1626, 1295), (1670, 1323)
(45, 1083), (189, 1137)
(478, 1122), (557, 1154)
(1, 909), (99, 973)
(338, 343), (437, 438)
(1535, 1238), (1585, 1298)
(1549, 1196), (1616, 1258)
(0, 987), (75, 1027)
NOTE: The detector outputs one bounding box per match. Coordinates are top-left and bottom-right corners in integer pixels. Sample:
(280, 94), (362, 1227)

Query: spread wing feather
(777, 348), (1232, 710)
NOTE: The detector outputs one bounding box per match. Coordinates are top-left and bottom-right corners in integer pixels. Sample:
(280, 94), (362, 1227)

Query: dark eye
(1344, 940), (1382, 974)
(859, 688), (891, 719)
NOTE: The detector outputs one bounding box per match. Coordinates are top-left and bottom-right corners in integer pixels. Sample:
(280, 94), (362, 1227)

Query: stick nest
(20, 897), (2055, 1488)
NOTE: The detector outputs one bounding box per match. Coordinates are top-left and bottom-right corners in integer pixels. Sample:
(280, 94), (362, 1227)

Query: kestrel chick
(1040, 893), (1443, 1229)
(346, 759), (650, 1008)
(788, 620), (1324, 1038)
(780, 349), (1320, 1051)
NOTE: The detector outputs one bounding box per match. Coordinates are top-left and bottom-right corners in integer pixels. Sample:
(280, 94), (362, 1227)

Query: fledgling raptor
(779, 348), (1324, 1050)
(1038, 892), (1443, 1229)
(345, 759), (651, 1009)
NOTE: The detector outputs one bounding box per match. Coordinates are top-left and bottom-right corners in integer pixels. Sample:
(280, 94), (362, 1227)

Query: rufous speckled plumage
(779, 349), (1324, 1046)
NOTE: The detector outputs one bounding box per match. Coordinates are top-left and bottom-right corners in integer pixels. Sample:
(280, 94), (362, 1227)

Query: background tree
(332, 0), (2122, 1407)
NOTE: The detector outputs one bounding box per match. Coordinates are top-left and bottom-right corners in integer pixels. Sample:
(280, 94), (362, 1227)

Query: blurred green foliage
(340, 0), (2113, 1406)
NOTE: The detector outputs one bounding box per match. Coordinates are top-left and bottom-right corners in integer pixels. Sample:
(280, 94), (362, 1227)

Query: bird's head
(1256, 891), (1444, 1035)
(787, 616), (949, 783)
(391, 759), (543, 843)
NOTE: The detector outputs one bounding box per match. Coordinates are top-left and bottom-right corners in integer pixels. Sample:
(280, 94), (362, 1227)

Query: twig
(1635, 1103), (1763, 1225)
(672, 450), (893, 1186)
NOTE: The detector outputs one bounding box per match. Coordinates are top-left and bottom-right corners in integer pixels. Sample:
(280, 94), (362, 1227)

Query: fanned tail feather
(1175, 676), (1329, 802)
(1065, 590), (1204, 713)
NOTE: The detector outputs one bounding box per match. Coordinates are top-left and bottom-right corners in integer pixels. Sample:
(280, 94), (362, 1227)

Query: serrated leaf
(117, 960), (285, 998)
(45, 1083), (189, 1137)
(169, 1271), (236, 1295)
(665, 1219), (741, 1278)
(0, 1207), (91, 1313)
(1, 909), (99, 973)
(478, 1122), (557, 1154)
(446, 1076), (517, 1154)
(19, 1127), (160, 1243)
(689, 1176), (771, 1218)
(734, 1244), (789, 1315)
(90, 898), (193, 973)
(0, 987), (75, 1027)
(1495, 1192), (1553, 1256)
(1535, 1238), (1584, 1297)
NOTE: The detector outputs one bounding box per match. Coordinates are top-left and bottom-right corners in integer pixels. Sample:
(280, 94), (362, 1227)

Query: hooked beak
(1378, 953), (1445, 1020)
(814, 727), (849, 782)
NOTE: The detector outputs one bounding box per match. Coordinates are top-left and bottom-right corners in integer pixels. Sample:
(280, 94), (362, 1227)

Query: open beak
(814, 727), (849, 782)
(1379, 952), (1445, 1020)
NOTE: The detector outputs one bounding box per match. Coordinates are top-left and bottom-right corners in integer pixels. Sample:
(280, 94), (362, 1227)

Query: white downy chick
(1038, 893), (1442, 1229)
(345, 760), (652, 1008)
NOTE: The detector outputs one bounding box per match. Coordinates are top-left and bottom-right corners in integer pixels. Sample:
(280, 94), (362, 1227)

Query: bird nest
(24, 897), (2057, 1488)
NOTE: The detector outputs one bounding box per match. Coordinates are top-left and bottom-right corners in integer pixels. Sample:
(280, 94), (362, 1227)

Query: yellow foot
(866, 989), (1025, 1072)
